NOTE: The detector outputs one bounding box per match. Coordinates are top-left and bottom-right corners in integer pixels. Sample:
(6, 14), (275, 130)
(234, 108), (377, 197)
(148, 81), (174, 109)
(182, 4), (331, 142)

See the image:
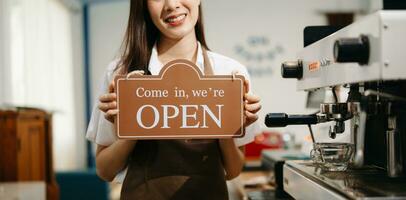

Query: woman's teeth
(167, 14), (186, 23)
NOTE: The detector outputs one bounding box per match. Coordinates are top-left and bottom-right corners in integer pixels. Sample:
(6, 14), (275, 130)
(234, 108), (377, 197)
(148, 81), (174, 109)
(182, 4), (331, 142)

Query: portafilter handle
(265, 113), (318, 127)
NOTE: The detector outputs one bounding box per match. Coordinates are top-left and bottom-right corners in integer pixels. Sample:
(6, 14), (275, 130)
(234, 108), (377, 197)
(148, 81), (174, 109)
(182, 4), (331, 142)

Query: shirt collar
(196, 42), (204, 69)
(148, 41), (205, 75)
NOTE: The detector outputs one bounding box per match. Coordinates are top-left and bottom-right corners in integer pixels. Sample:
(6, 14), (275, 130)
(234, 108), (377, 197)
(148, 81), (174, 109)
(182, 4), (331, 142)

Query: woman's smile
(165, 13), (187, 27)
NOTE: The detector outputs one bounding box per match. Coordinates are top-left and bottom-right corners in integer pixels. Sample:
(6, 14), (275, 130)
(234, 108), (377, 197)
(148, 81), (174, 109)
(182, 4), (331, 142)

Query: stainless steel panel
(283, 164), (346, 200)
(296, 11), (406, 91)
(283, 161), (406, 199)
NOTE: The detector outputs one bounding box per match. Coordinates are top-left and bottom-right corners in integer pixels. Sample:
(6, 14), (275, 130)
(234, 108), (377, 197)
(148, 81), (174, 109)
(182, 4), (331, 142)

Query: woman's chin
(162, 28), (194, 40)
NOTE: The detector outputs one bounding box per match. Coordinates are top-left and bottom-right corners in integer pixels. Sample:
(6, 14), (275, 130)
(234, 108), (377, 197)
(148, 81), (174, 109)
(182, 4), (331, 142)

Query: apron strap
(120, 45), (228, 200)
(202, 47), (214, 76)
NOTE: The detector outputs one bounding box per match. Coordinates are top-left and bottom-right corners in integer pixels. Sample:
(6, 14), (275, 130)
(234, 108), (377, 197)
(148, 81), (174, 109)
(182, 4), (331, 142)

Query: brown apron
(120, 48), (228, 200)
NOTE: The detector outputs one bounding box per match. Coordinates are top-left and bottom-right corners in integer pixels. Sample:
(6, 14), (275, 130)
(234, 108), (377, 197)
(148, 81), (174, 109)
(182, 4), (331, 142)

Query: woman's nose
(165, 0), (181, 12)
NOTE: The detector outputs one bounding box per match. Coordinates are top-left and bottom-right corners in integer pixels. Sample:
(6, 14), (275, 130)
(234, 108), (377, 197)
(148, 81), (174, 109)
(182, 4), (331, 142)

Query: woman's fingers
(245, 110), (258, 121)
(105, 109), (118, 116)
(104, 109), (118, 123)
(127, 70), (145, 78)
(98, 101), (117, 112)
(231, 70), (240, 78)
(243, 93), (261, 127)
(98, 94), (117, 123)
(99, 93), (117, 103)
(99, 70), (144, 123)
(244, 110), (259, 126)
(244, 93), (260, 103)
(245, 102), (261, 113)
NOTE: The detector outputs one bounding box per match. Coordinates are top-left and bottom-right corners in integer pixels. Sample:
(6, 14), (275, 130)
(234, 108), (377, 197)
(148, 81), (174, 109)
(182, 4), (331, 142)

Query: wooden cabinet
(0, 108), (58, 199)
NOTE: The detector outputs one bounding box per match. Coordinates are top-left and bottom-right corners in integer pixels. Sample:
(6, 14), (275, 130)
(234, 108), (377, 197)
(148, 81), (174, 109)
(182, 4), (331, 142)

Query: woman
(86, 0), (262, 199)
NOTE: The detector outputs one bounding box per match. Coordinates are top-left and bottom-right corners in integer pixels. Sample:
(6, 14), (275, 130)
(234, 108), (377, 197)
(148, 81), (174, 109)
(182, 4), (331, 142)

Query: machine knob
(281, 60), (303, 79)
(333, 35), (370, 65)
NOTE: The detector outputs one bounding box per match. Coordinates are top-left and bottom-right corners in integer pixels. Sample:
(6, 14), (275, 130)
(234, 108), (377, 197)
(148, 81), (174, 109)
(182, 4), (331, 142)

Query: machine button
(333, 35), (370, 65)
(281, 60), (303, 79)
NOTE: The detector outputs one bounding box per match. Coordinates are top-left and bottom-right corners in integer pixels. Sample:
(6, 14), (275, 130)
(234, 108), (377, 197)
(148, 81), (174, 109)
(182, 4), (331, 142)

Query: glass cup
(310, 142), (354, 171)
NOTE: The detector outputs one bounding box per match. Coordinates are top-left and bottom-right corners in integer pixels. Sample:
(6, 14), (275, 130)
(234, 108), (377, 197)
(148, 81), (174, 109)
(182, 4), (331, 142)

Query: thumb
(231, 70), (249, 93)
(244, 79), (250, 94)
(108, 80), (115, 93)
(127, 70), (145, 78)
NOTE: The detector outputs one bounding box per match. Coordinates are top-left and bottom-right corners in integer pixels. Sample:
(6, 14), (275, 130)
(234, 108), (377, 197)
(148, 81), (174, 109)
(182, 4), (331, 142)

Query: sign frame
(116, 59), (246, 139)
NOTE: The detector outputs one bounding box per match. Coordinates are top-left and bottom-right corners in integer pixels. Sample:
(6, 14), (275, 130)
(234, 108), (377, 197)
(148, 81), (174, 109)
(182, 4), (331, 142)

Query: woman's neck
(157, 31), (198, 65)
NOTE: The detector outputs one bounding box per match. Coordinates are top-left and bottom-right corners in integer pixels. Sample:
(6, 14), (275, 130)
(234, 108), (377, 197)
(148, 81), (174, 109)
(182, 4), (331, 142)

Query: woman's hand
(98, 81), (117, 123)
(244, 92), (261, 127)
(98, 70), (145, 123)
(232, 70), (261, 127)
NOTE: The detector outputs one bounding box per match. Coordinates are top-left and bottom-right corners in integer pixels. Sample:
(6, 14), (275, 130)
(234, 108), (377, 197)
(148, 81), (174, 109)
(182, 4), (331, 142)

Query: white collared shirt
(86, 42), (261, 183)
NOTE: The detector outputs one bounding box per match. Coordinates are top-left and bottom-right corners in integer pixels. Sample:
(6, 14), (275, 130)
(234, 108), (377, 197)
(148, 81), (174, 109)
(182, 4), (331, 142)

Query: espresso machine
(264, 6), (406, 200)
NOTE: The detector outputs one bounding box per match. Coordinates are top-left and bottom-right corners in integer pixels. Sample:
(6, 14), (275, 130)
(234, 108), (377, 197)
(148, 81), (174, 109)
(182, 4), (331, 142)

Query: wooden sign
(116, 59), (245, 139)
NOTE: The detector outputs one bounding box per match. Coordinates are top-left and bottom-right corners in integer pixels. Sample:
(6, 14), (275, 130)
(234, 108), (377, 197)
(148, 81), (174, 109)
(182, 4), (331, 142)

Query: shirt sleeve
(86, 62), (118, 146)
(232, 63), (262, 147)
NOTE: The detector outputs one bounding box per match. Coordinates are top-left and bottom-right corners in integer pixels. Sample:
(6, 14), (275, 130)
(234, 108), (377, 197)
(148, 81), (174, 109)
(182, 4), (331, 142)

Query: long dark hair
(119, 0), (209, 74)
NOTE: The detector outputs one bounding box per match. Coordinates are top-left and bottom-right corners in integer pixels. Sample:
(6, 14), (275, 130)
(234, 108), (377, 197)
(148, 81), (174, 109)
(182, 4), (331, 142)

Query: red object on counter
(245, 131), (283, 160)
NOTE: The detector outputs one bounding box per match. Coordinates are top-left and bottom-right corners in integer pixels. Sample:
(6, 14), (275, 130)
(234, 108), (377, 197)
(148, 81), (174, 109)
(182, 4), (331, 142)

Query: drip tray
(283, 160), (406, 199)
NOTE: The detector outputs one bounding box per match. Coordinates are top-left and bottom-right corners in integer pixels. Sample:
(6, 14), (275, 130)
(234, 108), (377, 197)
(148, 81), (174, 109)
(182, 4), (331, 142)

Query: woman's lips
(165, 14), (187, 27)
